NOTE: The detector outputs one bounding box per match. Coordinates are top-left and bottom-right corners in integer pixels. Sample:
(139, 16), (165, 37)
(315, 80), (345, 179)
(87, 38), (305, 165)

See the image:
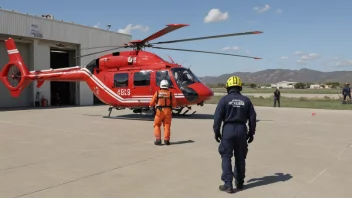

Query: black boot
(219, 185), (233, 193)
(235, 180), (243, 190)
(154, 140), (161, 145)
(164, 140), (170, 145)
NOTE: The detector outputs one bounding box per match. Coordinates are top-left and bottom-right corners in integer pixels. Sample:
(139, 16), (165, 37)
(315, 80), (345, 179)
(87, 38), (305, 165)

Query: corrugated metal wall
(0, 9), (132, 107)
(0, 9), (132, 65)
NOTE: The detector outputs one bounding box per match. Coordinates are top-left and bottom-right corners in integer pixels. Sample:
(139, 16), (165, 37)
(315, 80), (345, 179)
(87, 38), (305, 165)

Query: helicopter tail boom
(0, 38), (86, 97)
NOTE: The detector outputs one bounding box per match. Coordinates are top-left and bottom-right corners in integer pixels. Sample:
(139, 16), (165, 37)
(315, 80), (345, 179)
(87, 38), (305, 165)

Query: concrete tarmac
(0, 105), (351, 198)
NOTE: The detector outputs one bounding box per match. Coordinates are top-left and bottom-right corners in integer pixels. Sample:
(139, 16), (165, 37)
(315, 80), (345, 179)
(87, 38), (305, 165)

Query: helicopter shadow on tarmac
(85, 113), (267, 122)
(100, 113), (214, 121)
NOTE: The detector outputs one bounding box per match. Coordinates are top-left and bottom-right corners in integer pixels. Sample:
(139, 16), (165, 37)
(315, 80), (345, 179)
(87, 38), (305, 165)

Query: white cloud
(280, 56), (288, 60)
(222, 46), (240, 51)
(294, 52), (320, 65)
(248, 20), (256, 24)
(276, 9), (282, 14)
(117, 24), (150, 34)
(294, 51), (320, 60)
(294, 51), (304, 56)
(204, 8), (229, 23)
(300, 53), (320, 60)
(296, 59), (306, 65)
(93, 22), (100, 28)
(334, 60), (352, 67)
(246, 50), (250, 54)
(253, 4), (270, 13)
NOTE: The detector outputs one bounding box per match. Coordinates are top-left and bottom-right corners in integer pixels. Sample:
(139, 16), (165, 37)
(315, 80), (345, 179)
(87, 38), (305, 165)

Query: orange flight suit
(149, 89), (177, 141)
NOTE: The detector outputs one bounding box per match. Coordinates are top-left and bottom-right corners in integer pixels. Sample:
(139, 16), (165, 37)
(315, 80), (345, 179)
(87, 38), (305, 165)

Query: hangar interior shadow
(50, 49), (76, 106)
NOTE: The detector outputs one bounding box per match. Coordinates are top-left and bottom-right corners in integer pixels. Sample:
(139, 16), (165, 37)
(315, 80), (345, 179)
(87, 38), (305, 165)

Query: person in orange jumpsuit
(149, 79), (177, 145)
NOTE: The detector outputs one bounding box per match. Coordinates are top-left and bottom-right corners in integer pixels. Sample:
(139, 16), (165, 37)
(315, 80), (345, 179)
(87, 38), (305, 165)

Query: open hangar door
(0, 37), (33, 108)
(50, 47), (78, 106)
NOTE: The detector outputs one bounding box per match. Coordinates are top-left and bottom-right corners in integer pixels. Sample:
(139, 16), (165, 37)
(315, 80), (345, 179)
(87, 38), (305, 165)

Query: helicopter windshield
(171, 67), (201, 88)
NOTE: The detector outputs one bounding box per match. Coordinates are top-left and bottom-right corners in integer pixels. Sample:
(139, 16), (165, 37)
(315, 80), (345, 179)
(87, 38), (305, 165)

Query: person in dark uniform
(342, 83), (351, 103)
(274, 87), (281, 107)
(213, 76), (257, 194)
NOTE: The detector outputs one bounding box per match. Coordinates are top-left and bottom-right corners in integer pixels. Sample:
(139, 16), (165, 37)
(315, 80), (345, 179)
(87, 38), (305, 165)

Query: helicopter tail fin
(0, 38), (31, 97)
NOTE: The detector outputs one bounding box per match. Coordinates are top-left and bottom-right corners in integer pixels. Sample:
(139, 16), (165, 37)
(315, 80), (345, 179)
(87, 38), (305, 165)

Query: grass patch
(211, 88), (340, 94)
(205, 95), (352, 110)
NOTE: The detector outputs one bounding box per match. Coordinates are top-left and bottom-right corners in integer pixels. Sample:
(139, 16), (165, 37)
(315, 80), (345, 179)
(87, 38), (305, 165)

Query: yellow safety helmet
(225, 76), (242, 88)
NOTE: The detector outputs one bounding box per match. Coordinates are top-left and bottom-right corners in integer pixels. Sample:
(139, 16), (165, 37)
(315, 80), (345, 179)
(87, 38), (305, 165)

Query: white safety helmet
(160, 80), (169, 89)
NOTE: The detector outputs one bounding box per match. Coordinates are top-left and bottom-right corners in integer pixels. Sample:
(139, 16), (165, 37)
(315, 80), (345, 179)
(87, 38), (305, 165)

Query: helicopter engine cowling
(99, 56), (133, 69)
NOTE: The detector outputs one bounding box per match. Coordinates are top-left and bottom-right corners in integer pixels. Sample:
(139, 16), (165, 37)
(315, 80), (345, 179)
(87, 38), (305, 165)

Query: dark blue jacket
(274, 89), (280, 98)
(342, 87), (351, 95)
(213, 89), (257, 136)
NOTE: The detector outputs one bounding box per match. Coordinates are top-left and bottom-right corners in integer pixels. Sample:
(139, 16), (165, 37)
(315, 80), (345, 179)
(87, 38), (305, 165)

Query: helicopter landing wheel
(108, 106), (113, 117)
(106, 106), (125, 117)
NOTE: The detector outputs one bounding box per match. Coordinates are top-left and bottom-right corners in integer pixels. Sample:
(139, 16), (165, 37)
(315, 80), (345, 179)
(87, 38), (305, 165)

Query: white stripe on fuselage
(30, 67), (185, 103)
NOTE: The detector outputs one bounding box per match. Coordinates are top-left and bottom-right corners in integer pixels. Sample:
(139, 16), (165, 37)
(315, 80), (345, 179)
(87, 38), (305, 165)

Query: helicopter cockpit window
(133, 70), (151, 86)
(114, 73), (129, 87)
(156, 70), (173, 88)
(171, 68), (201, 87)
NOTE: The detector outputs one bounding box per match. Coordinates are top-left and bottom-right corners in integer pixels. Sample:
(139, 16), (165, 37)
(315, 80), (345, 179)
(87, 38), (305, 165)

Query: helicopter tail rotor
(0, 38), (31, 97)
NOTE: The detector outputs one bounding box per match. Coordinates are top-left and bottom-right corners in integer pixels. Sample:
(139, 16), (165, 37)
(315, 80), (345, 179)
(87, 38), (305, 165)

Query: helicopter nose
(197, 83), (214, 101)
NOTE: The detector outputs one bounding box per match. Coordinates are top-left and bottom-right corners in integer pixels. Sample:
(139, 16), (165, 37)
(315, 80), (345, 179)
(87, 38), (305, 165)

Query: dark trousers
(274, 97), (280, 107)
(343, 94), (351, 100)
(218, 124), (248, 188)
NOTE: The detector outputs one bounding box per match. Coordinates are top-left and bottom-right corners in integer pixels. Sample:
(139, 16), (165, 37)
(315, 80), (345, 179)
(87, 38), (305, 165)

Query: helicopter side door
(131, 70), (153, 104)
(112, 71), (131, 99)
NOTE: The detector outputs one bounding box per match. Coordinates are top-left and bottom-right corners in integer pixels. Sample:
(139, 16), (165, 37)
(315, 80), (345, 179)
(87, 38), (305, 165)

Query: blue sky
(2, 0), (352, 77)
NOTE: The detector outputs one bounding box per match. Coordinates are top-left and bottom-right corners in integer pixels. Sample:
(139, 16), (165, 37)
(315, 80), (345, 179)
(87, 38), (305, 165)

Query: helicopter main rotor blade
(75, 46), (127, 58)
(151, 46), (262, 59)
(150, 31), (263, 45)
(139, 24), (189, 44)
(80, 45), (124, 50)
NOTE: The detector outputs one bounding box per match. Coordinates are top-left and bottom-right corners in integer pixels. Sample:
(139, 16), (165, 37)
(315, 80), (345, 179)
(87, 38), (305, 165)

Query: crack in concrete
(292, 141), (351, 198)
(11, 144), (205, 198)
(337, 142), (352, 160)
(292, 168), (328, 198)
(0, 140), (143, 172)
(12, 157), (156, 198)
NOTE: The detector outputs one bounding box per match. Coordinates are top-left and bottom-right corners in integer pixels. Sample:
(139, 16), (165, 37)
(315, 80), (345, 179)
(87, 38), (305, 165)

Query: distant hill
(199, 68), (352, 85)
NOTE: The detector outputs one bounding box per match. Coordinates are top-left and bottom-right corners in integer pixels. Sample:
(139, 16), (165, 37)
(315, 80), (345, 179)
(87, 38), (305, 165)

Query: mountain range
(199, 68), (352, 85)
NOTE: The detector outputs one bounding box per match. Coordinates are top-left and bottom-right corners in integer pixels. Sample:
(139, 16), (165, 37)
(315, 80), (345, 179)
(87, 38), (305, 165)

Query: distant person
(274, 87), (281, 107)
(342, 83), (351, 102)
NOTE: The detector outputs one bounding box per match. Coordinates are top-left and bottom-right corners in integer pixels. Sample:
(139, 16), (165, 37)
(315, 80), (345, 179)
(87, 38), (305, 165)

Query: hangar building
(0, 8), (131, 108)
